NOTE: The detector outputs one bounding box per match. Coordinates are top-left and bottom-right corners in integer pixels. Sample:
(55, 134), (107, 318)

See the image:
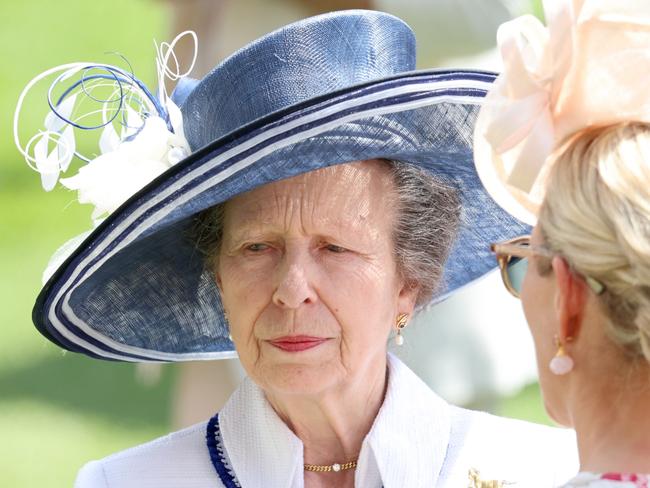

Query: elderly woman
(477, 1), (650, 485)
(16, 10), (577, 488)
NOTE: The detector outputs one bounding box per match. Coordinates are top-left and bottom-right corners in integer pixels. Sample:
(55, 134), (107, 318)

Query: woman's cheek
(221, 252), (276, 289)
(520, 264), (538, 327)
(217, 258), (265, 332)
(321, 250), (386, 285)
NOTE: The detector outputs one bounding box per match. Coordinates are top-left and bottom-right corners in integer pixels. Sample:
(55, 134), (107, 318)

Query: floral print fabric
(562, 472), (649, 487)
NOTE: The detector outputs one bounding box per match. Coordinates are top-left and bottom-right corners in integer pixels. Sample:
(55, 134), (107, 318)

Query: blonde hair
(539, 122), (650, 361)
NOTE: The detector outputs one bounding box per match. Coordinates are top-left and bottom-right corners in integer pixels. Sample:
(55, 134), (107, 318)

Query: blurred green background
(0, 0), (549, 486)
(1, 1), (174, 486)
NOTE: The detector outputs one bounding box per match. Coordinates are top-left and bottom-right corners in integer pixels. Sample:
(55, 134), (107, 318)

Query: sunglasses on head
(490, 235), (605, 299)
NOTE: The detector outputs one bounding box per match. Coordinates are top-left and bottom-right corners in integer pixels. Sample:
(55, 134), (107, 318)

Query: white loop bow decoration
(13, 31), (198, 283)
(474, 0), (650, 224)
(14, 31), (197, 216)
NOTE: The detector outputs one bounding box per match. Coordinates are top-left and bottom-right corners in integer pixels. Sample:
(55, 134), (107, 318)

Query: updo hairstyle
(539, 122), (650, 361)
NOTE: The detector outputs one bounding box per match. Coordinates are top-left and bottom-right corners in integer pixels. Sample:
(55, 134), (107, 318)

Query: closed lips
(268, 336), (329, 351)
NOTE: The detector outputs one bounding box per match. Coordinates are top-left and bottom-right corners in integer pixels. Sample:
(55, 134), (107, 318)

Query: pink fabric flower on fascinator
(473, 0), (650, 224)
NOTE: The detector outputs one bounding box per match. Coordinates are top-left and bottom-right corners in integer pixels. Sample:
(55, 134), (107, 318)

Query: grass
(0, 1), (171, 485)
(1, 1), (552, 486)
(0, 365), (174, 486)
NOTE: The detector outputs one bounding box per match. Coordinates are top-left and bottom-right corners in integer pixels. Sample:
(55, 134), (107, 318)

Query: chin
(542, 394), (571, 427)
(255, 360), (341, 397)
(243, 339), (342, 394)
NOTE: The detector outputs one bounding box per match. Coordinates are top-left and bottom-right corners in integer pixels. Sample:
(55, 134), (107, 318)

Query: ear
(552, 256), (588, 342)
(397, 279), (419, 316)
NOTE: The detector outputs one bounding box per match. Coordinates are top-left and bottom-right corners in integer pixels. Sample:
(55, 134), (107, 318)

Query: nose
(272, 259), (317, 309)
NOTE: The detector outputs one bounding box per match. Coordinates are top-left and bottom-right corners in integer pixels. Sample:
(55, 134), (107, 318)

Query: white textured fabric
(75, 355), (579, 487)
(74, 421), (219, 487)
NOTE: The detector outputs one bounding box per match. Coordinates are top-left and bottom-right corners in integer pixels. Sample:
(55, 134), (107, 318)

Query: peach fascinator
(473, 0), (650, 224)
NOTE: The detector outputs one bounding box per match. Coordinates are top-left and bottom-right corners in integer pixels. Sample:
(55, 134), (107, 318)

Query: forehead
(223, 160), (394, 233)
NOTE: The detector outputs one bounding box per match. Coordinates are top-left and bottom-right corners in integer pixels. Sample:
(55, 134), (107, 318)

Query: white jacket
(76, 354), (579, 487)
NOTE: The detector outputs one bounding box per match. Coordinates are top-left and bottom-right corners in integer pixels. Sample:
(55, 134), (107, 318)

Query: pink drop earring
(549, 335), (574, 375)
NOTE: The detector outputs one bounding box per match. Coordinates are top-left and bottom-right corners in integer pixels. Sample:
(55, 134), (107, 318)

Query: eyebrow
(223, 219), (381, 253)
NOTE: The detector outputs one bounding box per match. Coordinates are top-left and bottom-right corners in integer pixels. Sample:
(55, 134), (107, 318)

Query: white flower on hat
(60, 114), (189, 222)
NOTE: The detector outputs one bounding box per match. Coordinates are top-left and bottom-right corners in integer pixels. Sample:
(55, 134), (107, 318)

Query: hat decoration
(14, 31), (196, 221)
(14, 32), (197, 282)
(473, 0), (650, 224)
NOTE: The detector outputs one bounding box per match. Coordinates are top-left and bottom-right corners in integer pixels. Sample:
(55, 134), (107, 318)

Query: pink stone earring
(549, 335), (574, 375)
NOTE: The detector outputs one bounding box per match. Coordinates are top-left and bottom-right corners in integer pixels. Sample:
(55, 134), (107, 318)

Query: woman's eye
(325, 244), (347, 253)
(245, 243), (269, 252)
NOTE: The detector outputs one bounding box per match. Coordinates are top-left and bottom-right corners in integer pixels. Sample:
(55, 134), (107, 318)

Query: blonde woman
(476, 0), (650, 485)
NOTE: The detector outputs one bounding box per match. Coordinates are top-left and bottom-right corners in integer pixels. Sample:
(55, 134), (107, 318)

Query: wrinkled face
(520, 225), (569, 425)
(216, 161), (418, 397)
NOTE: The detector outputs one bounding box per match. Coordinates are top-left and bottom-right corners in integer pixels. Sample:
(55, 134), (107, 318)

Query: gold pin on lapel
(468, 468), (513, 488)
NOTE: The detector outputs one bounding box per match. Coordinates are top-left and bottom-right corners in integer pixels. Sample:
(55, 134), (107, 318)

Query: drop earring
(395, 313), (409, 346)
(549, 335), (574, 375)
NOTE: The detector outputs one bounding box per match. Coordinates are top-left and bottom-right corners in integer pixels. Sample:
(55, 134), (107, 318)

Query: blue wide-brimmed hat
(25, 10), (527, 362)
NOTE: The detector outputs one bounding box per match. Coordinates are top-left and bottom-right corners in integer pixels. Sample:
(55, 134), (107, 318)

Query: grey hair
(190, 160), (461, 307)
(384, 160), (461, 306)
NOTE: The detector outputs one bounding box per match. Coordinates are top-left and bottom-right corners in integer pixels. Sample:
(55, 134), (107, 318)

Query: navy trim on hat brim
(33, 69), (526, 362)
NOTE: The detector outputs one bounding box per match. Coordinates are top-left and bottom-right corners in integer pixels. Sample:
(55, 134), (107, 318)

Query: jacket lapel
(219, 377), (304, 488)
(360, 354), (452, 487)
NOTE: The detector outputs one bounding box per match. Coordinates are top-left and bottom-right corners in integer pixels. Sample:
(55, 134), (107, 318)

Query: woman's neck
(265, 354), (389, 465)
(571, 364), (650, 473)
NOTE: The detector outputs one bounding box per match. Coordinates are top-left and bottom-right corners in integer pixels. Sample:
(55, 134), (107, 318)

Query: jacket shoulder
(74, 421), (221, 488)
(75, 460), (108, 488)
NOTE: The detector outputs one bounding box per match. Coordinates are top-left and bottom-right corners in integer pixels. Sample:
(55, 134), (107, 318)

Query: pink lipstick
(268, 336), (328, 352)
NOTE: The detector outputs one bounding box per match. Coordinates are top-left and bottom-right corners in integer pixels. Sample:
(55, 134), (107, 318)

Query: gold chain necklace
(304, 460), (357, 473)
